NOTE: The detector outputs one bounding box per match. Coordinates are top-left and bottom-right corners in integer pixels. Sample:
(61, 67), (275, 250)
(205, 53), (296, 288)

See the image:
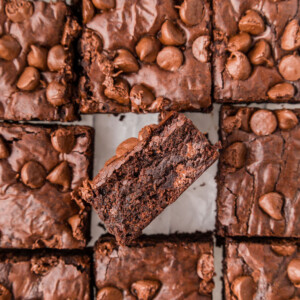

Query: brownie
(78, 0), (212, 114)
(213, 0), (300, 103)
(94, 233), (214, 299)
(80, 112), (219, 245)
(0, 123), (94, 249)
(224, 238), (300, 299)
(0, 251), (91, 299)
(217, 105), (300, 238)
(0, 0), (81, 121)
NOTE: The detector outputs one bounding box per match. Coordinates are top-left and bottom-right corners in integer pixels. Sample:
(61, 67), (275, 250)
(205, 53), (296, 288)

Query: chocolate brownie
(217, 105), (300, 238)
(224, 238), (300, 299)
(0, 252), (91, 299)
(213, 0), (300, 103)
(94, 233), (214, 299)
(80, 112), (219, 245)
(0, 123), (94, 249)
(0, 0), (81, 121)
(78, 0), (212, 114)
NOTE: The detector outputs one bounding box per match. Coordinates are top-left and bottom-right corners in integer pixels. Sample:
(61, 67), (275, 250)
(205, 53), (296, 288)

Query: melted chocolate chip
(159, 20), (186, 46)
(116, 137), (138, 157)
(281, 19), (300, 51)
(238, 10), (265, 35)
(83, 0), (95, 24)
(46, 161), (72, 191)
(136, 36), (160, 63)
(27, 45), (48, 71)
(267, 83), (295, 101)
(104, 78), (130, 105)
(114, 49), (139, 73)
(179, 0), (204, 26)
(279, 54), (300, 81)
(5, 0), (33, 23)
(228, 32), (252, 53)
(223, 142), (247, 169)
(271, 244), (297, 256)
(16, 67), (40, 91)
(226, 51), (251, 80)
(192, 35), (210, 63)
(0, 35), (21, 61)
(156, 46), (183, 71)
(231, 276), (256, 300)
(258, 192), (284, 220)
(46, 81), (68, 107)
(21, 161), (46, 189)
(276, 109), (299, 130)
(130, 84), (155, 112)
(250, 110), (277, 136)
(47, 45), (67, 71)
(131, 280), (160, 300)
(51, 128), (75, 154)
(287, 259), (300, 287)
(248, 39), (274, 67)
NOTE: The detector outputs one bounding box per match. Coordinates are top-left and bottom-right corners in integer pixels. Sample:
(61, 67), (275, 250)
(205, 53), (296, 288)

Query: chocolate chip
(258, 192), (284, 220)
(104, 78), (130, 105)
(0, 136), (9, 159)
(51, 128), (75, 154)
(238, 10), (265, 35)
(226, 51), (251, 80)
(5, 0), (33, 23)
(276, 109), (298, 130)
(159, 20), (186, 46)
(131, 280), (160, 300)
(138, 124), (158, 141)
(197, 253), (214, 281)
(236, 108), (252, 132)
(130, 84), (155, 112)
(271, 244), (297, 256)
(21, 161), (46, 189)
(248, 39), (274, 67)
(223, 115), (242, 133)
(27, 45), (48, 71)
(0, 283), (11, 300)
(281, 19), (300, 51)
(231, 276), (256, 300)
(287, 259), (300, 287)
(0, 35), (21, 61)
(92, 0), (115, 10)
(228, 32), (252, 53)
(114, 49), (139, 73)
(179, 0), (204, 26)
(67, 214), (81, 238)
(279, 54), (300, 81)
(192, 35), (210, 63)
(116, 137), (138, 157)
(135, 36), (160, 63)
(250, 110), (277, 136)
(46, 161), (72, 191)
(157, 46), (183, 71)
(267, 83), (295, 101)
(46, 81), (68, 107)
(97, 287), (122, 300)
(223, 142), (247, 169)
(47, 45), (67, 71)
(83, 0), (95, 23)
(16, 66), (40, 91)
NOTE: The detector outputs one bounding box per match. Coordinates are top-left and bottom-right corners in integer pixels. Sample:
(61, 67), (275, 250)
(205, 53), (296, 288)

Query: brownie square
(224, 238), (300, 299)
(94, 233), (214, 299)
(0, 0), (81, 121)
(213, 0), (300, 103)
(0, 251), (91, 299)
(0, 123), (94, 249)
(217, 105), (300, 238)
(78, 0), (212, 114)
(80, 112), (219, 245)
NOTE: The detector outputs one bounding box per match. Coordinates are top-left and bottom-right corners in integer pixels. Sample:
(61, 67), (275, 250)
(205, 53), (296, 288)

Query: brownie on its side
(0, 0), (81, 121)
(0, 252), (91, 299)
(224, 238), (300, 299)
(0, 123), (94, 249)
(217, 106), (300, 238)
(79, 0), (212, 114)
(213, 0), (300, 103)
(80, 112), (219, 245)
(94, 233), (214, 299)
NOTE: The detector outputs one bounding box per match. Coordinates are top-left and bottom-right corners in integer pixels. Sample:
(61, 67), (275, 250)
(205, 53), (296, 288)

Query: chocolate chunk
(92, 0), (115, 10)
(104, 78), (130, 105)
(192, 35), (210, 63)
(46, 81), (68, 107)
(281, 19), (300, 51)
(114, 49), (139, 73)
(258, 192), (284, 220)
(223, 142), (247, 169)
(116, 137), (138, 157)
(271, 244), (297, 256)
(159, 20), (185, 46)
(16, 67), (40, 91)
(231, 276), (256, 300)
(131, 280), (160, 300)
(250, 109), (277, 136)
(226, 51), (251, 80)
(179, 0), (203, 26)
(0, 283), (11, 300)
(97, 287), (123, 300)
(27, 45), (48, 71)
(276, 109), (299, 130)
(287, 259), (300, 287)
(223, 115), (242, 133)
(46, 161), (72, 191)
(51, 128), (75, 154)
(5, 0), (33, 23)
(47, 45), (67, 71)
(238, 10), (265, 35)
(248, 39), (274, 67)
(279, 54), (300, 81)
(21, 161), (46, 189)
(135, 36), (160, 63)
(197, 253), (214, 281)
(0, 35), (21, 61)
(83, 0), (95, 24)
(156, 46), (183, 71)
(0, 136), (9, 159)
(130, 84), (155, 112)
(267, 83), (295, 101)
(228, 32), (252, 53)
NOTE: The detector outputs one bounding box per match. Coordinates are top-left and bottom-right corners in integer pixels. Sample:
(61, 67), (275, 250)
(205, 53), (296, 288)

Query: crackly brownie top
(213, 0), (300, 102)
(0, 123), (93, 249)
(79, 0), (212, 114)
(217, 106), (300, 237)
(224, 239), (300, 299)
(94, 234), (214, 299)
(0, 0), (81, 121)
